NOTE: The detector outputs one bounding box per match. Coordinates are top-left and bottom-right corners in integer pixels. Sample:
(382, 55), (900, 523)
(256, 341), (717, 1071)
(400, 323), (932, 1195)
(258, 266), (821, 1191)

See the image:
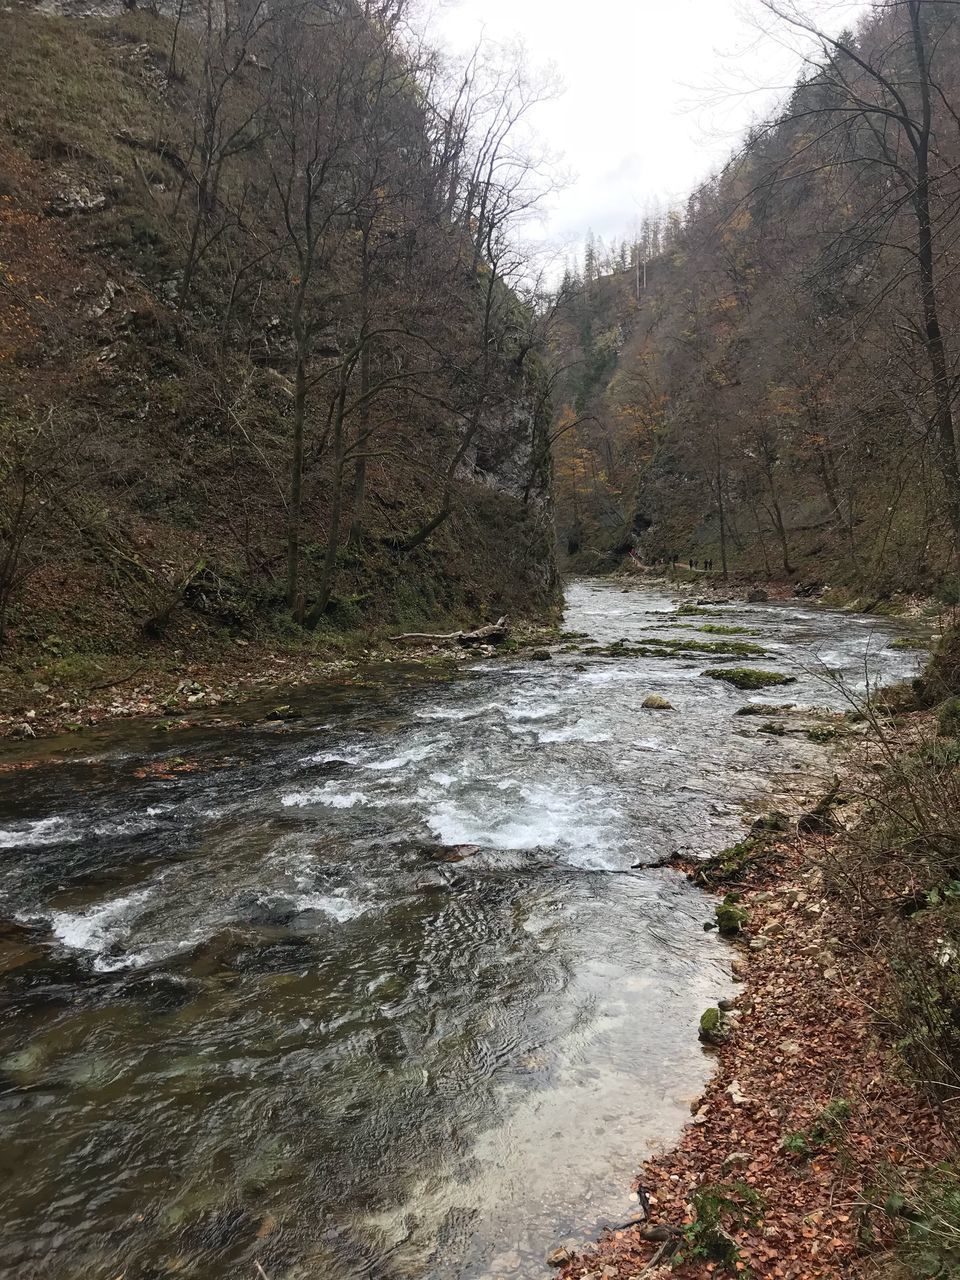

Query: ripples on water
(0, 583), (922, 1279)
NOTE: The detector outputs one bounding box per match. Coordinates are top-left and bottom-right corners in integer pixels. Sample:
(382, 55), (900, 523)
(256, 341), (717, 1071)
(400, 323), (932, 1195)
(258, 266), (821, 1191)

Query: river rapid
(0, 581), (922, 1280)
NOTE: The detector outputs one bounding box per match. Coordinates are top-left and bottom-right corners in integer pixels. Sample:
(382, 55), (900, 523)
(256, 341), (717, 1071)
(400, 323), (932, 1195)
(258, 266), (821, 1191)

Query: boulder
(642, 693), (674, 710)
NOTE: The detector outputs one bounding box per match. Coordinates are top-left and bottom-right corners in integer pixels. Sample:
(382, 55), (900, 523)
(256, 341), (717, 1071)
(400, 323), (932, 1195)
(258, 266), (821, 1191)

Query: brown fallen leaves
(558, 830), (951, 1280)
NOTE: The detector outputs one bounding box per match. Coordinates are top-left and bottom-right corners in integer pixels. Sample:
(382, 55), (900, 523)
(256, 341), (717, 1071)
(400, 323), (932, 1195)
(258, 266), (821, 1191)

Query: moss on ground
(704, 668), (797, 690)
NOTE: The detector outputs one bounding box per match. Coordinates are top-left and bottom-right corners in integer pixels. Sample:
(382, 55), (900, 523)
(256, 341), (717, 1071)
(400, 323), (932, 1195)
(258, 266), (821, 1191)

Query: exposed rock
(715, 894), (748, 936)
(726, 1078), (750, 1104)
(546, 1244), (573, 1267)
(747, 586), (769, 603)
(45, 178), (108, 216)
(699, 1006), (728, 1045)
(641, 693), (674, 710)
(85, 279), (118, 319)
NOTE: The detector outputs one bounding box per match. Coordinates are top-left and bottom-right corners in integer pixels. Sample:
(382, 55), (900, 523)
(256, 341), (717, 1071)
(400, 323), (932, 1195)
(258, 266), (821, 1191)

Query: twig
(87, 667), (146, 692)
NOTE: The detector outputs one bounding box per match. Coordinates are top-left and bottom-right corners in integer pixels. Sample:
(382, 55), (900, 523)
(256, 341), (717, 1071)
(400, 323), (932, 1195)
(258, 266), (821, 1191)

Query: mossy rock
(889, 635), (931, 652)
(735, 702), (795, 716)
(266, 705), (297, 721)
(704, 668), (797, 691)
(675, 604), (714, 617)
(759, 720), (786, 736)
(699, 1006), (723, 1044)
(750, 811), (789, 834)
(715, 894), (749, 936)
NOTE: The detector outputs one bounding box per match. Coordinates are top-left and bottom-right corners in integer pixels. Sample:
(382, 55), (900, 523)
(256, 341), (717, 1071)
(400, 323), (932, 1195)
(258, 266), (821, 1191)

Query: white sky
(427, 0), (871, 261)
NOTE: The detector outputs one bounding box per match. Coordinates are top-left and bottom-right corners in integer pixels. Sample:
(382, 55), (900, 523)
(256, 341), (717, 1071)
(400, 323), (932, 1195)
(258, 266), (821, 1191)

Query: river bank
(556, 707), (958, 1280)
(0, 619), (560, 745)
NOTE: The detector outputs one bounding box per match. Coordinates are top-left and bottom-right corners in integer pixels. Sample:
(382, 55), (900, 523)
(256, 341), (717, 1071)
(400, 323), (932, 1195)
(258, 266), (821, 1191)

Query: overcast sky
(428, 0), (871, 262)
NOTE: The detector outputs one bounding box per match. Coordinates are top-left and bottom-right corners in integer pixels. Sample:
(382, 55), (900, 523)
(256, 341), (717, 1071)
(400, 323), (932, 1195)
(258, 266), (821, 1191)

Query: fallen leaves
(557, 828), (953, 1280)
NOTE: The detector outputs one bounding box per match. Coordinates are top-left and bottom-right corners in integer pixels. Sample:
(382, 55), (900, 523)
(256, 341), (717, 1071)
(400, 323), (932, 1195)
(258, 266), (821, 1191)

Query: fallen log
(388, 616), (508, 647)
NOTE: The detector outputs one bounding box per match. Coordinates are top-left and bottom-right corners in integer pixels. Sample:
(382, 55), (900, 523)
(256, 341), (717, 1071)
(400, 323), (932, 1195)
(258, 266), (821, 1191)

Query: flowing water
(0, 581), (923, 1280)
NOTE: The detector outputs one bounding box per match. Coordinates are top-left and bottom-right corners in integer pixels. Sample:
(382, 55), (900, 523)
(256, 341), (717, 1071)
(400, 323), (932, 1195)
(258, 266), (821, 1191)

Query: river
(0, 581), (922, 1280)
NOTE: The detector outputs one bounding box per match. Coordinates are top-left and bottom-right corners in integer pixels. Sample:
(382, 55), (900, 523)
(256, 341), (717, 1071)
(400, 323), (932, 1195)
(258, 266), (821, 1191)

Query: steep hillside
(553, 1), (960, 602)
(0, 1), (559, 678)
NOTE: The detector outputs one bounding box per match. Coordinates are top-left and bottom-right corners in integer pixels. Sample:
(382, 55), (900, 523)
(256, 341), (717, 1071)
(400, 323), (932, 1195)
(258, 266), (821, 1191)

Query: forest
(0, 0), (560, 666)
(553, 0), (960, 602)
(3, 4), (960, 1280)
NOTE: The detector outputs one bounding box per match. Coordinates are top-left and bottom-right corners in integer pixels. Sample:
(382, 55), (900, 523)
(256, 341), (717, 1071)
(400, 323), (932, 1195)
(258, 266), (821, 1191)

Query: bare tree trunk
(909, 0), (960, 551)
(716, 468), (728, 579)
(286, 323), (307, 619)
(348, 234), (372, 547)
(310, 377), (350, 622)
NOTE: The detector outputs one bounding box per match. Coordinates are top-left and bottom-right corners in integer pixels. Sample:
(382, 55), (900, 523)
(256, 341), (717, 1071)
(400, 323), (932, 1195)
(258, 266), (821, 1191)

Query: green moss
(694, 826), (785, 889)
(699, 1006), (722, 1034)
(675, 604), (715, 617)
(735, 702), (795, 716)
(674, 1182), (764, 1268)
(889, 635), (932, 652)
(696, 624), (757, 636)
(704, 667), (797, 690)
(781, 1132), (813, 1159)
(603, 636), (767, 659)
(715, 894), (749, 935)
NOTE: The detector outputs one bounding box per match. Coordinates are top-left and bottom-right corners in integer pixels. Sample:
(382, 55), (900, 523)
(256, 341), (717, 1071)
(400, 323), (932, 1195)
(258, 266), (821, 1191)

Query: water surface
(0, 582), (920, 1280)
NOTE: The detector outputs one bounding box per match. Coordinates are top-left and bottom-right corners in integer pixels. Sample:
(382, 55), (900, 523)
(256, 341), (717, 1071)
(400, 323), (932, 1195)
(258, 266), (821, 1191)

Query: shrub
(937, 697), (960, 739)
(673, 1181), (765, 1269)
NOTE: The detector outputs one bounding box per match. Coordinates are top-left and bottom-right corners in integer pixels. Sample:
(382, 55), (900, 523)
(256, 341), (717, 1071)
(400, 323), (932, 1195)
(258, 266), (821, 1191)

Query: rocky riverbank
(554, 742), (955, 1280)
(0, 621), (561, 745)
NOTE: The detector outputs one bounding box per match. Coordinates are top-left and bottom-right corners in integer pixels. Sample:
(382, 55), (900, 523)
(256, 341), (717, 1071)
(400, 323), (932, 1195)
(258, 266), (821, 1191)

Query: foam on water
(303, 748), (367, 766)
(39, 887), (157, 972)
(0, 815), (76, 849)
(426, 781), (623, 866)
(281, 785), (370, 809)
(363, 741), (438, 770)
(289, 892), (369, 922)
